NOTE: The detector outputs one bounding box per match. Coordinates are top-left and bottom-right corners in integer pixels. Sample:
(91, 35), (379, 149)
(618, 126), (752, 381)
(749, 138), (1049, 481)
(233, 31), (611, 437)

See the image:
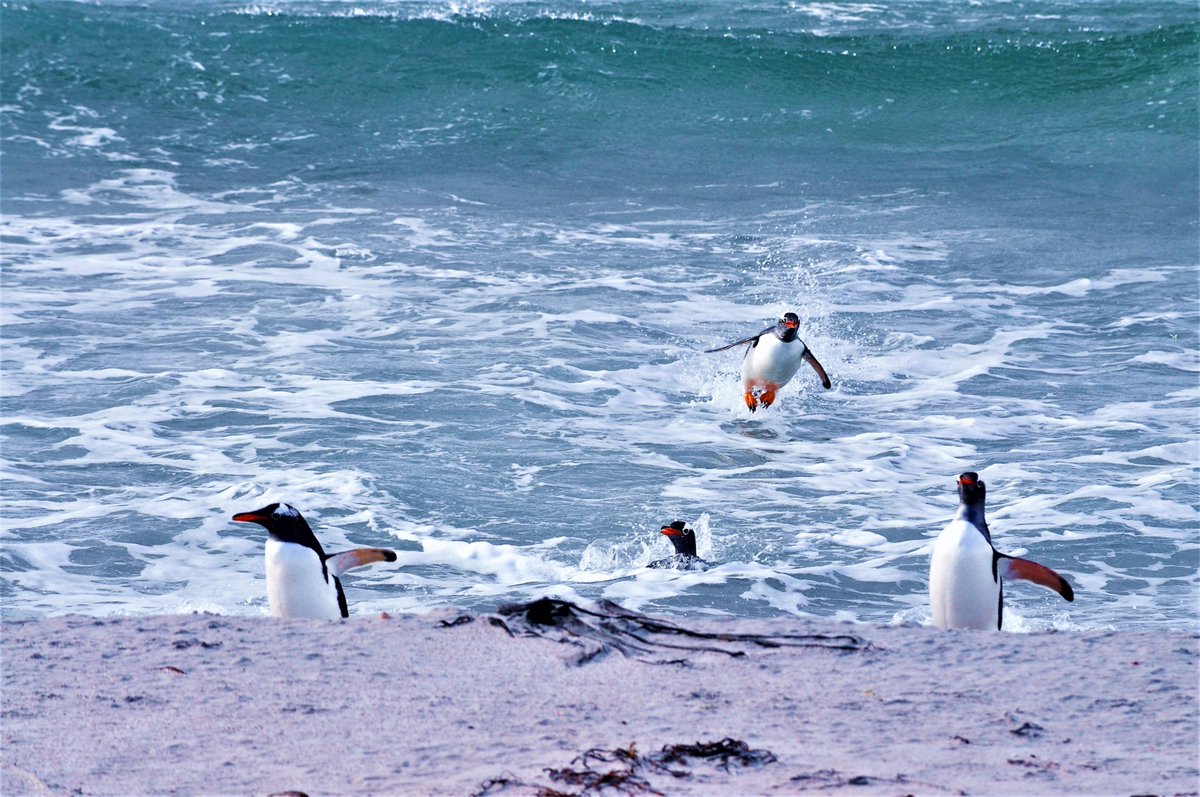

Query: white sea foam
(2, 40), (1196, 631)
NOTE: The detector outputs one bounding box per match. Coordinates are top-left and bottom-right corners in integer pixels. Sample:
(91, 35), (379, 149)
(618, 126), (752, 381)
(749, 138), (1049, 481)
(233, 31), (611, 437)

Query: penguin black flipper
(801, 349), (833, 390)
(326, 547), (398, 577)
(334, 577), (349, 619)
(987, 548), (1005, 629)
(703, 326), (774, 353)
(997, 580), (1005, 631)
(324, 549), (396, 619)
(996, 553), (1075, 602)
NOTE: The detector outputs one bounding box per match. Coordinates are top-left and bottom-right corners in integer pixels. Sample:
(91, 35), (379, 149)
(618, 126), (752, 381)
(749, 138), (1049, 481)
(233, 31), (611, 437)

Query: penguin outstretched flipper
(996, 554), (1074, 602)
(327, 548), (398, 577)
(703, 327), (772, 353)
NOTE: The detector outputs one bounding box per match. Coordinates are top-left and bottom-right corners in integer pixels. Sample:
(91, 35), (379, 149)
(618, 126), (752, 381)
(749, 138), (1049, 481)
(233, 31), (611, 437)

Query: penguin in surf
(648, 521), (711, 571)
(705, 312), (831, 411)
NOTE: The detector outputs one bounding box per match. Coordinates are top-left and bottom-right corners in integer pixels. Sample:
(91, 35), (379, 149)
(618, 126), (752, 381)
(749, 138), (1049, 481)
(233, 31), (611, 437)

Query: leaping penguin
(928, 473), (1074, 630)
(705, 312), (831, 411)
(648, 521), (711, 571)
(231, 502), (397, 619)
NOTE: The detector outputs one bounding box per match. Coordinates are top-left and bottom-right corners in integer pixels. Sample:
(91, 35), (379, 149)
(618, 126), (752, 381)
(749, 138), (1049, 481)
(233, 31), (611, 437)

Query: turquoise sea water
(2, 0), (1197, 630)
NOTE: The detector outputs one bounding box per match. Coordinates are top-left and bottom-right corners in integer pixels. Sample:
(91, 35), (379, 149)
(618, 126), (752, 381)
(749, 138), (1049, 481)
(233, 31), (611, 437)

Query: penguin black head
(956, 472), (986, 506)
(232, 502), (325, 555)
(660, 520), (698, 557)
(775, 312), (801, 343)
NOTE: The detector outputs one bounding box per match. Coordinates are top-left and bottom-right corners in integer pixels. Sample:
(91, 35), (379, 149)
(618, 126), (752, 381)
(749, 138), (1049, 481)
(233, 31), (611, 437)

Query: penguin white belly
(265, 539), (341, 620)
(742, 336), (802, 387)
(929, 519), (999, 630)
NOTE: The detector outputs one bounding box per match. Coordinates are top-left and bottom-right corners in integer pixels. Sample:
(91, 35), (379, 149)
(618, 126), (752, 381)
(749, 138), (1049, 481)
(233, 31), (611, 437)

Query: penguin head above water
(231, 502), (326, 556)
(660, 520), (698, 557)
(956, 472), (986, 505)
(954, 472), (990, 535)
(773, 312), (801, 343)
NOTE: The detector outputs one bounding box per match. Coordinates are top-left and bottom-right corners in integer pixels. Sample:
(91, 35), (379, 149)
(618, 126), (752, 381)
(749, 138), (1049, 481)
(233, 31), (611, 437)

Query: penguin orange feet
(760, 386), (778, 408)
(744, 390), (759, 412)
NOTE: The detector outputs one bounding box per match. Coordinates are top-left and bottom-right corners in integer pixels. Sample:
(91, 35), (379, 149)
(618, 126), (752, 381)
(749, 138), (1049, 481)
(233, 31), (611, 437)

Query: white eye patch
(272, 503), (299, 518)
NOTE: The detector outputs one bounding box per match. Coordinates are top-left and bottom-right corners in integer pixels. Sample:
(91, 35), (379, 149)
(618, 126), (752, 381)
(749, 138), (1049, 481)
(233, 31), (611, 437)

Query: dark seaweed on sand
(486, 597), (871, 666)
(473, 738), (778, 796)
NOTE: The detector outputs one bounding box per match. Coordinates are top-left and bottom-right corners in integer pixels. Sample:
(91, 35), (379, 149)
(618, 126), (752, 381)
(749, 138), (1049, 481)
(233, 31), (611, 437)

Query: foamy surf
(2, 0), (1196, 632)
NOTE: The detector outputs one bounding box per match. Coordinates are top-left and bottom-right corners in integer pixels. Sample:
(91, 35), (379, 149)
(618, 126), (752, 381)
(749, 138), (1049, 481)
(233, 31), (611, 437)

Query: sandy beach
(2, 599), (1197, 797)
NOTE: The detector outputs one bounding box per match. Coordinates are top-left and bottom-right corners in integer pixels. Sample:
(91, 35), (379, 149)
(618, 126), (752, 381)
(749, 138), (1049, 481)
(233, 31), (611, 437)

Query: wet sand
(2, 601), (1197, 796)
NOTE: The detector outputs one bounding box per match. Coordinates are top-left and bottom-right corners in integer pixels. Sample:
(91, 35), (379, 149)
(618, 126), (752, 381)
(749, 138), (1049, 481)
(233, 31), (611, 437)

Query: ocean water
(2, 0), (1196, 631)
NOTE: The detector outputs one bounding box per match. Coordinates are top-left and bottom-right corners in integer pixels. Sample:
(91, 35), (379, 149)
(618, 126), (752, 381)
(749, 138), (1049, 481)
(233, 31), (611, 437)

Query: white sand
(2, 602), (1197, 796)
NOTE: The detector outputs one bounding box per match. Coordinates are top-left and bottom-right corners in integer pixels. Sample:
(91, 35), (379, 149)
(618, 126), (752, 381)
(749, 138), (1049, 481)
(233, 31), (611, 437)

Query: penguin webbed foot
(744, 385), (777, 411)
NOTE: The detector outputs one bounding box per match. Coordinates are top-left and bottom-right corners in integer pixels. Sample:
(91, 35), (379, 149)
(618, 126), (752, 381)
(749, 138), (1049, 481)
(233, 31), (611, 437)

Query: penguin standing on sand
(705, 312), (832, 411)
(231, 502), (397, 619)
(929, 473), (1074, 630)
(648, 521), (711, 571)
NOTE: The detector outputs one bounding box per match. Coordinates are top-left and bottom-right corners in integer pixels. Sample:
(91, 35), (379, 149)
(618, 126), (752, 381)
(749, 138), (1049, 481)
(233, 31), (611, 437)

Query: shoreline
(3, 601), (1198, 796)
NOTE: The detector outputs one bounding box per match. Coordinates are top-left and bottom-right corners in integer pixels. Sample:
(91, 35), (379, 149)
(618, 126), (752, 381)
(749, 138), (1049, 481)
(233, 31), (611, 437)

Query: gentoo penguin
(231, 502), (397, 619)
(648, 521), (711, 571)
(705, 312), (832, 411)
(929, 473), (1074, 630)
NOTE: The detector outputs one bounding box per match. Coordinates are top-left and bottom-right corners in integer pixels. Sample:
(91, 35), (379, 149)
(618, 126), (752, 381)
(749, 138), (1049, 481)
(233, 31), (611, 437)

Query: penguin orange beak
(660, 526), (681, 537)
(783, 318), (798, 329)
(958, 475), (977, 487)
(232, 511), (267, 524)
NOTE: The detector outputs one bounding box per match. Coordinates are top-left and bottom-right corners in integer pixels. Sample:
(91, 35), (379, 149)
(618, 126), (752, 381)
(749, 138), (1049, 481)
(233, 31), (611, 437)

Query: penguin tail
(998, 556), (1074, 602)
(327, 547), (398, 577)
